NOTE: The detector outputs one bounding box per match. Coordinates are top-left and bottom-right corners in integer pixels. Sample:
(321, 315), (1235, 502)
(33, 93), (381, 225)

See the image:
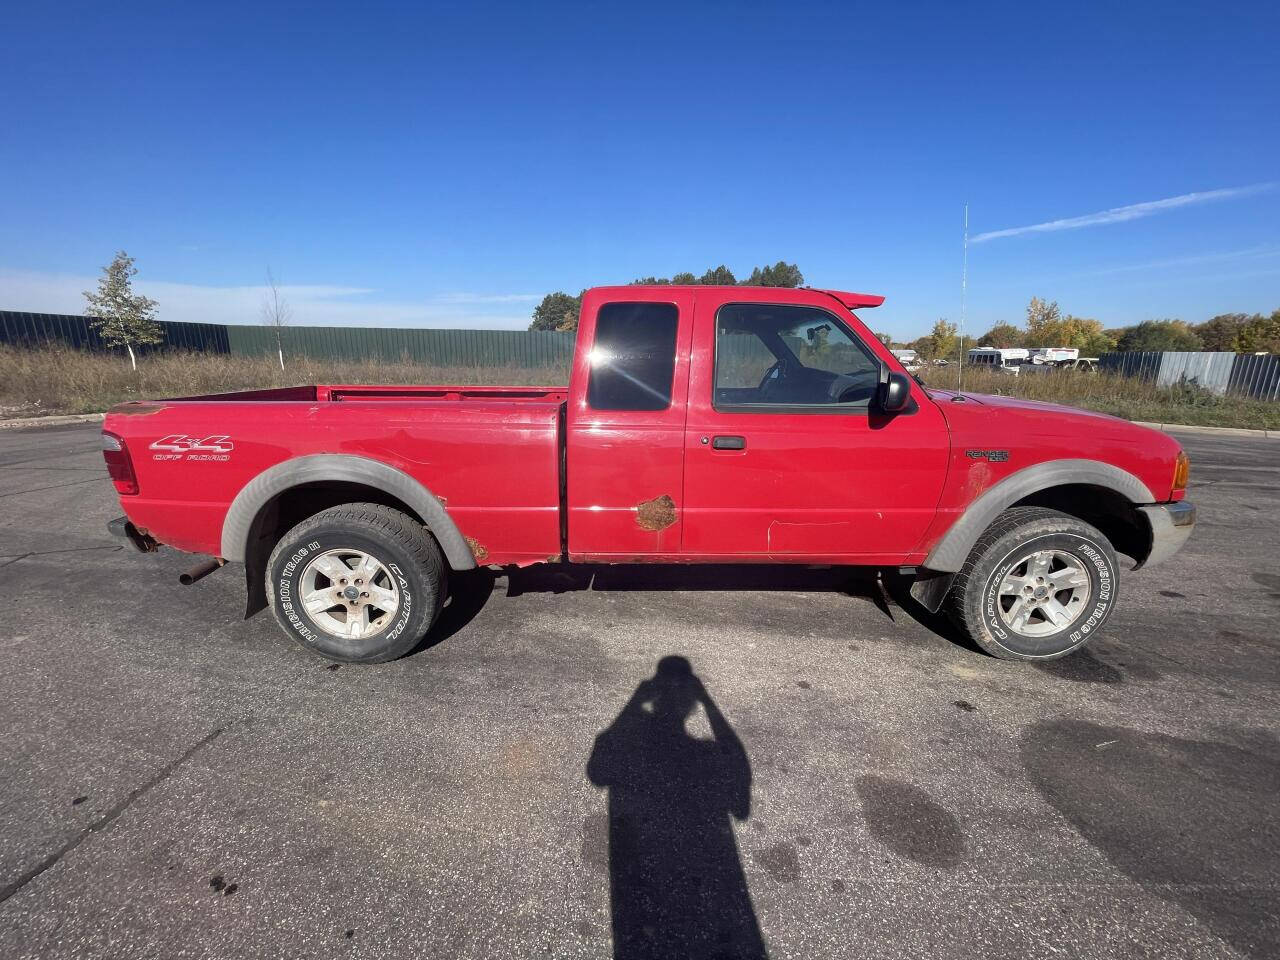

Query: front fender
(922, 458), (1155, 573)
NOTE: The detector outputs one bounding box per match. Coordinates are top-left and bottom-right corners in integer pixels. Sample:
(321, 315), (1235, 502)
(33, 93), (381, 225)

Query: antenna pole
(958, 203), (968, 391)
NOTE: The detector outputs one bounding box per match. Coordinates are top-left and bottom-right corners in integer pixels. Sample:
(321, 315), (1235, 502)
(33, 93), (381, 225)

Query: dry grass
(0, 346), (568, 418)
(919, 366), (1280, 430)
(1, 346), (1276, 429)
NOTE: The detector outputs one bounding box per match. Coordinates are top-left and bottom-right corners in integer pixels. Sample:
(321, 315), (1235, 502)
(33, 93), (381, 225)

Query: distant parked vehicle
(891, 348), (923, 372)
(968, 347), (1028, 374)
(1029, 347), (1080, 365)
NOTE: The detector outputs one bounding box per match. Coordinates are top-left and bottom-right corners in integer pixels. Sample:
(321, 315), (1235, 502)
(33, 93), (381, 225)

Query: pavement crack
(0, 727), (224, 907)
(0, 476), (109, 499)
(0, 544), (123, 568)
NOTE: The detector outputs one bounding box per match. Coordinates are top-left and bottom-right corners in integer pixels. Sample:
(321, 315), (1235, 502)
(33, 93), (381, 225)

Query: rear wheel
(266, 503), (446, 663)
(948, 507), (1119, 660)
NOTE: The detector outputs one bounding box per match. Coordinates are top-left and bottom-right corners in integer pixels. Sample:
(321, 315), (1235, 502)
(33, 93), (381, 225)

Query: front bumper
(1137, 501), (1195, 569)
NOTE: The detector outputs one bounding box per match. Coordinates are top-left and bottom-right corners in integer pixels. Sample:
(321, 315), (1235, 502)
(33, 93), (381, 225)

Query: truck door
(565, 288), (695, 560)
(680, 290), (949, 561)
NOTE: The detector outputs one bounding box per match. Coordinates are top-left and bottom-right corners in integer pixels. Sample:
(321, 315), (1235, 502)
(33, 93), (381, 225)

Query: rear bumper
(107, 516), (160, 553)
(1137, 501), (1195, 569)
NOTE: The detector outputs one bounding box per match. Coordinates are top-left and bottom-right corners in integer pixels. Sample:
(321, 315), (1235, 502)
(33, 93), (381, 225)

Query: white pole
(278, 347), (285, 372)
(126, 342), (137, 372)
(958, 203), (968, 392)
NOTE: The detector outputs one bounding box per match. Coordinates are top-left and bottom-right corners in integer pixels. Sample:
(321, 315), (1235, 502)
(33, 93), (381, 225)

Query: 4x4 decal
(150, 435), (234, 461)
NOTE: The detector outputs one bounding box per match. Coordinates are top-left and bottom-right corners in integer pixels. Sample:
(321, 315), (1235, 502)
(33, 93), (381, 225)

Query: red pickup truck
(102, 285), (1194, 664)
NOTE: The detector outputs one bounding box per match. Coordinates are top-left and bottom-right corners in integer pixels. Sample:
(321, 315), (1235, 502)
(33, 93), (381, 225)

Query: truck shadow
(422, 563), (902, 652)
(421, 564), (1014, 660)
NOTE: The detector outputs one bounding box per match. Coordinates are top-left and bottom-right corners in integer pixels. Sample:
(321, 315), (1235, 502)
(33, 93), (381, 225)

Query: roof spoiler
(814, 289), (885, 310)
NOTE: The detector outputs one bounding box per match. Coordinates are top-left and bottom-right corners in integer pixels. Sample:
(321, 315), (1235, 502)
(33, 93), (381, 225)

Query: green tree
(742, 261), (803, 287)
(976, 322), (1023, 347)
(700, 265), (737, 285)
(1195, 313), (1249, 351)
(1115, 320), (1203, 352)
(1023, 297), (1062, 346)
(874, 332), (894, 347)
(529, 291), (582, 332)
(670, 272), (698, 285)
(907, 335), (933, 361)
(928, 319), (958, 362)
(82, 251), (161, 370)
(1233, 309), (1280, 353)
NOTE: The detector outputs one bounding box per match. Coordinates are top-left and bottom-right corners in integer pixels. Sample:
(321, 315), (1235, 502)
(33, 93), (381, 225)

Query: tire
(266, 503), (447, 663)
(948, 507), (1119, 660)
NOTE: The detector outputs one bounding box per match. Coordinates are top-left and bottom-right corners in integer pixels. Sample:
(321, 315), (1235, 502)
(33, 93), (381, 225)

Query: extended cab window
(587, 302), (679, 411)
(714, 303), (880, 410)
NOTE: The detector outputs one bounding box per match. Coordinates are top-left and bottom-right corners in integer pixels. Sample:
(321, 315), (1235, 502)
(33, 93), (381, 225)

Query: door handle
(711, 435), (746, 450)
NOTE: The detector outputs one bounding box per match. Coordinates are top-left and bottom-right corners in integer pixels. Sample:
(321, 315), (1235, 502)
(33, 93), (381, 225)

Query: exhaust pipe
(179, 557), (226, 586)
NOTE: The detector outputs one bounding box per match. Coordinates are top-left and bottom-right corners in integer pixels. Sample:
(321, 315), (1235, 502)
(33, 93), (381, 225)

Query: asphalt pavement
(0, 423), (1277, 959)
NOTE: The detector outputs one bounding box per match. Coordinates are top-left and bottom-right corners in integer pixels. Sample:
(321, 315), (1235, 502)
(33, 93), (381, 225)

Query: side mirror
(878, 369), (912, 413)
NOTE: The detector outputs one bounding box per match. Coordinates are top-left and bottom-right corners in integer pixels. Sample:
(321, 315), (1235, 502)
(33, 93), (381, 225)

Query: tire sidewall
(972, 531), (1117, 659)
(268, 526), (434, 662)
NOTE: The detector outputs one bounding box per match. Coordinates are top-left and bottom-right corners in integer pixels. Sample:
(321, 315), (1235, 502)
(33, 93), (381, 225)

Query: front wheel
(948, 507), (1119, 660)
(266, 503), (447, 663)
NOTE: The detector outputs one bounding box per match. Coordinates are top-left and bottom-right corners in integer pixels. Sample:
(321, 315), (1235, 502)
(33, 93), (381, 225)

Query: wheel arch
(222, 455), (476, 616)
(922, 459), (1156, 575)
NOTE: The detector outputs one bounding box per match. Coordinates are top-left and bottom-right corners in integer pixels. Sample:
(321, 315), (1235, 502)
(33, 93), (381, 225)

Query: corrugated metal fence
(1, 311), (573, 368)
(1098, 351), (1280, 400)
(1, 310), (230, 353)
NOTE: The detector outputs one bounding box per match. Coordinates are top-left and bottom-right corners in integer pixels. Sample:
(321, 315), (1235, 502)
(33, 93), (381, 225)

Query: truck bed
(106, 384), (568, 566)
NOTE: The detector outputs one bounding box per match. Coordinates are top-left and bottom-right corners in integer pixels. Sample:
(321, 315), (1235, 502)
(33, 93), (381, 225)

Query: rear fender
(220, 454), (476, 570)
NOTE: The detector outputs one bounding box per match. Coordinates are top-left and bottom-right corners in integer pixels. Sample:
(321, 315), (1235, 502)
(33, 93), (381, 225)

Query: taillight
(1172, 450), (1190, 495)
(102, 431), (139, 495)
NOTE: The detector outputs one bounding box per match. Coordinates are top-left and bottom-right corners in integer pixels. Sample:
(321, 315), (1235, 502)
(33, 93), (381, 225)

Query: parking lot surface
(0, 423), (1277, 959)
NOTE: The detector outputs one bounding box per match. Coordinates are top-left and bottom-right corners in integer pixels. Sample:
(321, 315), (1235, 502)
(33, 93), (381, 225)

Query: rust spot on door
(465, 536), (489, 563)
(635, 494), (677, 532)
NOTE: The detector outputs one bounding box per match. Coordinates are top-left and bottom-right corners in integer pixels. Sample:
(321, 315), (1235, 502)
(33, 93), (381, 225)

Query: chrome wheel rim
(298, 548), (400, 640)
(996, 549), (1092, 637)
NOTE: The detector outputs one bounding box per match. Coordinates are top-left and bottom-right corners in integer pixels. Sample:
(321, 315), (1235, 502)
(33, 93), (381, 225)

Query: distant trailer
(1029, 347), (1080, 364)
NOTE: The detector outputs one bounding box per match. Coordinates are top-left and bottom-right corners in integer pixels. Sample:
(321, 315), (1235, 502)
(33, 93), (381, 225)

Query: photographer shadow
(587, 656), (767, 960)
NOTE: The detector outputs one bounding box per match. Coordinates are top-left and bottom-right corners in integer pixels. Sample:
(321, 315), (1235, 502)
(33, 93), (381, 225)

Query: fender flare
(922, 458), (1156, 573)
(219, 454), (477, 570)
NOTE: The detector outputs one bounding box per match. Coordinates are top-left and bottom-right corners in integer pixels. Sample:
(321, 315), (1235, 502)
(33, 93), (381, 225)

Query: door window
(587, 302), (679, 411)
(714, 303), (880, 410)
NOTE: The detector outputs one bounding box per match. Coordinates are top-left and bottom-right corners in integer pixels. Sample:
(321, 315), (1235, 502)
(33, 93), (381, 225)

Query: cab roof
(586, 285), (885, 309)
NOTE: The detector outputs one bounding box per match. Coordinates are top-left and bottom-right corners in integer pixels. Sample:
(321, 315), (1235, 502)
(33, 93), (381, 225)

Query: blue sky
(2, 0), (1277, 337)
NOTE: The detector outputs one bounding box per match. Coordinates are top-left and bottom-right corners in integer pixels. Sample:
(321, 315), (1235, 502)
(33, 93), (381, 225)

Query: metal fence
(1098, 351), (1280, 400)
(0, 311), (573, 369)
(1, 311), (230, 354)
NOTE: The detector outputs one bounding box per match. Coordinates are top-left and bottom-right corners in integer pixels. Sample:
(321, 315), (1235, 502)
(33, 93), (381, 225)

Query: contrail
(970, 183), (1275, 243)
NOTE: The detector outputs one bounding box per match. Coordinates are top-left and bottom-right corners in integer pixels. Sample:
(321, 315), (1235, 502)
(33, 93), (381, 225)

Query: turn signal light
(102, 431), (139, 495)
(1172, 450), (1190, 495)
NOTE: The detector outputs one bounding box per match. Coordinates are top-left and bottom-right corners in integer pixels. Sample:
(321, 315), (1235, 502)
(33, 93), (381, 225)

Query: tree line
(528, 262), (804, 331)
(895, 298), (1280, 362)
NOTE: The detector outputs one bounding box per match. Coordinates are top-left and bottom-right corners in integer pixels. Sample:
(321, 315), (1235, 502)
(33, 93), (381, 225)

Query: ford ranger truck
(102, 285), (1194, 664)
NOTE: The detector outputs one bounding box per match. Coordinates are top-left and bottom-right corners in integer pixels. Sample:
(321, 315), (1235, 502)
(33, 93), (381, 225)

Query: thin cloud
(971, 183), (1275, 244)
(431, 292), (541, 304)
(1076, 244), (1280, 278)
(0, 269), (535, 329)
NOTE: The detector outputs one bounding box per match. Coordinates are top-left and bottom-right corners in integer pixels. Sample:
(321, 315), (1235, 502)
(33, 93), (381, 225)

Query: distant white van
(967, 347), (1028, 373)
